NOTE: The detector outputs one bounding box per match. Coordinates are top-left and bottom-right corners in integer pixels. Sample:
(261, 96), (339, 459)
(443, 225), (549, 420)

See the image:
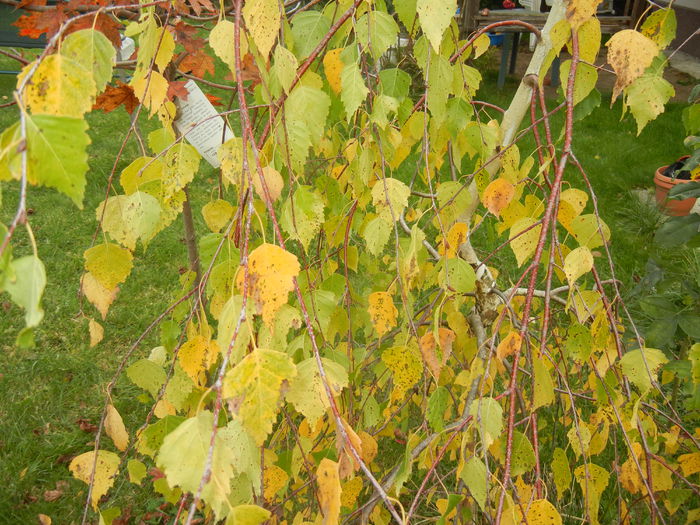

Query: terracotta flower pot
(654, 160), (698, 216)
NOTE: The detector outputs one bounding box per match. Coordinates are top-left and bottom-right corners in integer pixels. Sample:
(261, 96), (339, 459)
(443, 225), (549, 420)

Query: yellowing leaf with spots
(509, 217), (541, 267)
(243, 0), (280, 59)
(567, 424), (591, 458)
(227, 505), (271, 525)
(340, 477), (363, 508)
(606, 30), (659, 102)
(84, 243), (133, 290)
(96, 192), (162, 251)
(619, 347), (668, 392)
(202, 199), (234, 233)
(368, 292), (398, 337)
(105, 404), (129, 452)
(497, 331), (522, 361)
(19, 55), (96, 117)
(323, 48), (344, 94)
(564, 246), (593, 286)
(417, 0), (456, 52)
(568, 214), (610, 249)
(482, 178), (515, 216)
(222, 348), (296, 445)
(566, 0), (602, 29)
(287, 357), (348, 426)
(317, 458), (341, 525)
(523, 499), (562, 525)
(552, 448), (571, 498)
(382, 344), (423, 401)
(439, 222), (468, 258)
(263, 464), (288, 501)
(574, 463), (610, 525)
(679, 452), (700, 477)
(236, 243), (300, 328)
(371, 178), (410, 223)
(69, 450), (120, 509)
(281, 185), (325, 250)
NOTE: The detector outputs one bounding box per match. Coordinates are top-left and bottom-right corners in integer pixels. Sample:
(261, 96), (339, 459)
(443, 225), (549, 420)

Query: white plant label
(174, 80), (234, 167)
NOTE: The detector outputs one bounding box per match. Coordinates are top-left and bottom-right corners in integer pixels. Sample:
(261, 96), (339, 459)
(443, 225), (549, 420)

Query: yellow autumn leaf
(19, 54), (96, 118)
(509, 217), (542, 267)
(236, 243), (300, 328)
(178, 335), (217, 386)
(574, 463), (610, 525)
(82, 272), (118, 320)
(679, 452), (700, 477)
(252, 166), (284, 202)
(419, 327), (455, 379)
(523, 499), (563, 525)
(323, 48), (343, 94)
(497, 331), (522, 361)
(367, 291), (398, 337)
(69, 450), (120, 509)
(88, 318), (104, 348)
(566, 0), (602, 29)
(482, 178), (515, 217)
(358, 430), (378, 464)
(340, 477), (363, 508)
(564, 246), (594, 286)
(209, 20), (248, 74)
(84, 243), (134, 291)
(243, 0), (280, 59)
(263, 463), (288, 501)
(105, 404), (129, 452)
(131, 71), (169, 115)
(317, 458), (341, 525)
(606, 29), (659, 102)
(337, 418), (364, 479)
(439, 222), (468, 259)
(382, 343), (423, 402)
(202, 199), (234, 233)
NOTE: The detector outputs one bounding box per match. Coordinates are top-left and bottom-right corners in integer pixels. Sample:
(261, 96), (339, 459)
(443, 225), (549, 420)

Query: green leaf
(380, 68), (411, 100)
(355, 10), (399, 59)
(619, 347), (668, 392)
(219, 420), (261, 493)
(395, 0), (418, 35)
(439, 258), (476, 294)
(560, 61), (598, 106)
(287, 357), (348, 427)
(272, 45), (298, 95)
(640, 8), (676, 49)
(427, 54), (453, 123)
(61, 29), (115, 94)
(460, 456), (488, 510)
(97, 192), (162, 251)
(668, 181), (700, 200)
(137, 415), (185, 457)
(163, 142), (200, 200)
(340, 59), (369, 120)
(626, 73), (674, 135)
(503, 430), (535, 477)
(469, 397), (503, 448)
(552, 448), (571, 498)
(2, 115), (93, 207)
(127, 358), (166, 397)
(417, 0), (456, 52)
(156, 411), (237, 518)
(427, 386), (449, 431)
(654, 214), (700, 248)
(3, 255), (45, 328)
(291, 11), (331, 60)
(565, 323), (593, 363)
(679, 313), (700, 340)
(281, 185), (325, 250)
(226, 504), (271, 525)
(222, 348), (297, 445)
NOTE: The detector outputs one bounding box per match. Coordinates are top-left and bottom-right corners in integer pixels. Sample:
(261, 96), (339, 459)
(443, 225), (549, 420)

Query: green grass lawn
(0, 47), (692, 522)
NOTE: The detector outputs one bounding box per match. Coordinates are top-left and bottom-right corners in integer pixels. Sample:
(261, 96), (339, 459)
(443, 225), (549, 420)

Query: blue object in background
(488, 33), (505, 46)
